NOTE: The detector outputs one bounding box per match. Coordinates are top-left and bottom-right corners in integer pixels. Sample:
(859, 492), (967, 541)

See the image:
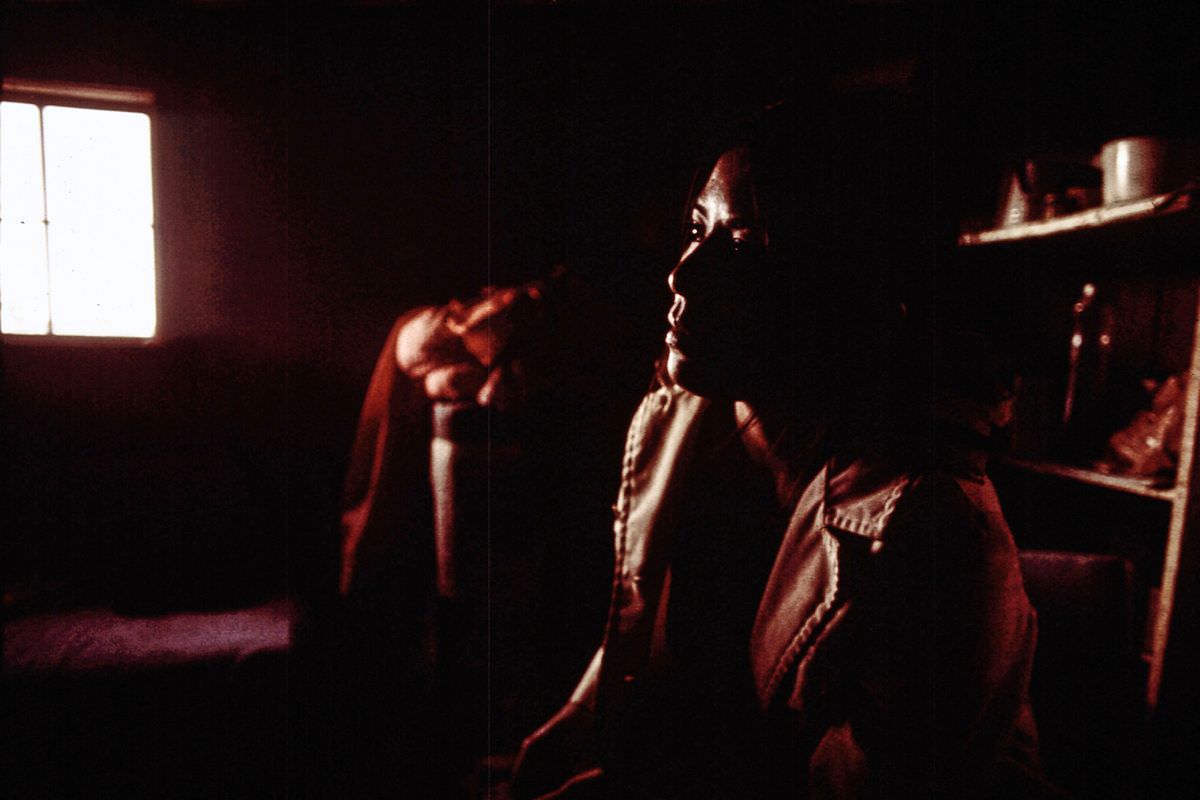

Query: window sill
(1, 333), (160, 349)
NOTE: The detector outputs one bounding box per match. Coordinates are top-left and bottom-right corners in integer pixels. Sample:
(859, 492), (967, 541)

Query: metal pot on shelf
(1096, 135), (1200, 205)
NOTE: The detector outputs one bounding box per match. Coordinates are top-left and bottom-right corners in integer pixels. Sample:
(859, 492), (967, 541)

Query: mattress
(4, 595), (294, 677)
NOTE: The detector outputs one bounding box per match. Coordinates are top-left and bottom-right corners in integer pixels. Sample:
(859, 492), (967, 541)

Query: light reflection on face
(665, 146), (777, 398)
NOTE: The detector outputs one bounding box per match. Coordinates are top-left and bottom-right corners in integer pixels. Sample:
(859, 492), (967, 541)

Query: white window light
(1, 79), (157, 338)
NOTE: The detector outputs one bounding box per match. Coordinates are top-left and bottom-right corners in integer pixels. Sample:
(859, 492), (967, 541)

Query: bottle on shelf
(1061, 281), (1115, 462)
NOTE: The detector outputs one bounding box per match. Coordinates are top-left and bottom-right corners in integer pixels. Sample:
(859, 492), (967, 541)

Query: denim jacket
(561, 384), (1042, 797)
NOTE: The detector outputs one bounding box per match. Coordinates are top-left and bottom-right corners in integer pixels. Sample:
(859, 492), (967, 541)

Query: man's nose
(667, 259), (685, 295)
(668, 236), (717, 298)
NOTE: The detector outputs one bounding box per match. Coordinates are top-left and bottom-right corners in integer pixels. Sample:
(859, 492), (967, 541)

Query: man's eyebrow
(726, 216), (752, 228)
(693, 201), (708, 219)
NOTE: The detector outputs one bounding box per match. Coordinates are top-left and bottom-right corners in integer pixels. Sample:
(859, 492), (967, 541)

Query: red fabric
(339, 310), (433, 597)
(338, 280), (558, 596)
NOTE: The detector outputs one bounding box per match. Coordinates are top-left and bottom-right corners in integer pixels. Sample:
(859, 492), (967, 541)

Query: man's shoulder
(824, 445), (1005, 548)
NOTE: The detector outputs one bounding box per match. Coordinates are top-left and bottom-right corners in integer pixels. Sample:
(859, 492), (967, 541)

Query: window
(1, 79), (157, 338)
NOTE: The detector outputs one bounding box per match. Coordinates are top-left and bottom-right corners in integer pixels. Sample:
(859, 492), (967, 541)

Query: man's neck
(734, 397), (829, 510)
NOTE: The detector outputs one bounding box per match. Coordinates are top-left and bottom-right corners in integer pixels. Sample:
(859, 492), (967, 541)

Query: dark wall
(938, 3), (1200, 226)
(2, 8), (290, 606)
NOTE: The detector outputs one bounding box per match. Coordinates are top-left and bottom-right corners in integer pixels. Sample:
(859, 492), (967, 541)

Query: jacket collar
(821, 453), (914, 541)
(749, 453), (915, 706)
(638, 385), (916, 543)
(620, 386), (920, 706)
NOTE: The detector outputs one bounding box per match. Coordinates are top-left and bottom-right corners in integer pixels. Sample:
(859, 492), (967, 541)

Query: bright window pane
(0, 219), (50, 334)
(43, 106), (154, 226)
(1, 101), (51, 334)
(0, 102), (157, 337)
(0, 102), (45, 221)
(49, 221), (156, 337)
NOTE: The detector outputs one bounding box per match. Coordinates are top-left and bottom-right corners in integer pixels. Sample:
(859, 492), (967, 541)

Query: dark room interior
(4, 2), (1200, 798)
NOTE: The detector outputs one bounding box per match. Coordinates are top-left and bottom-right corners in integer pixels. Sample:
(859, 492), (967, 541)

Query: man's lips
(667, 297), (741, 358)
(665, 327), (686, 351)
(667, 302), (683, 331)
(666, 325), (713, 358)
(666, 299), (686, 353)
(666, 302), (709, 356)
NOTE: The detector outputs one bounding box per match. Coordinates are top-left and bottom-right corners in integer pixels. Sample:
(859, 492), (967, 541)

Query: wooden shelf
(959, 188), (1196, 247)
(999, 456), (1177, 502)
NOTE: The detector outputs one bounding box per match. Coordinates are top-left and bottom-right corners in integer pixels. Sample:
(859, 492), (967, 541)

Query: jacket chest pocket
(780, 529), (879, 715)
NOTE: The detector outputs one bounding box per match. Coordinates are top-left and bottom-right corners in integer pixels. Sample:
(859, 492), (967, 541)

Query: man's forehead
(698, 146), (755, 215)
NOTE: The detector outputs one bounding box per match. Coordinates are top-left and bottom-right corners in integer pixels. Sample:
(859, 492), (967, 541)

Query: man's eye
(731, 235), (755, 255)
(687, 222), (705, 243)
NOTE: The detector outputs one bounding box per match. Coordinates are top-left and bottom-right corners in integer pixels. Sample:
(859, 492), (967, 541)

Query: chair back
(1018, 550), (1144, 798)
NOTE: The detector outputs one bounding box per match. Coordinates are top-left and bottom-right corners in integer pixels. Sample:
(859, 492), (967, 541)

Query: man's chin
(667, 345), (777, 402)
(666, 350), (724, 398)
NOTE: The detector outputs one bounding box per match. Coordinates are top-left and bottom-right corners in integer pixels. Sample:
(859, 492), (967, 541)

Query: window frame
(1, 77), (161, 345)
